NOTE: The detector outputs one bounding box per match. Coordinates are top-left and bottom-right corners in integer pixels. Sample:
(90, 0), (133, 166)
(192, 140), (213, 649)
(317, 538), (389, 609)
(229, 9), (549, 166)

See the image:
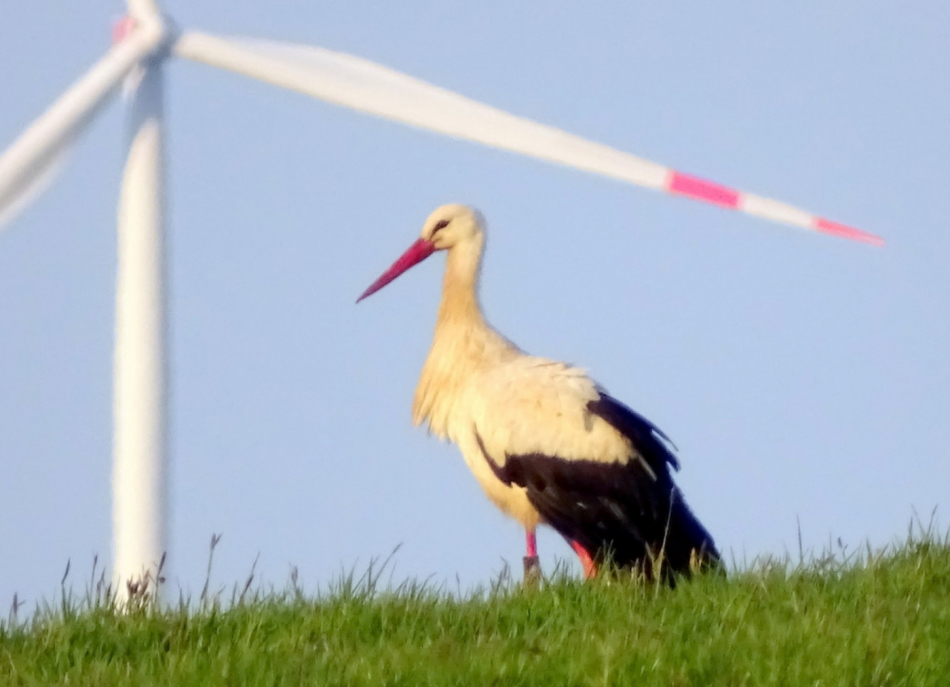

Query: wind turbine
(0, 1), (883, 601)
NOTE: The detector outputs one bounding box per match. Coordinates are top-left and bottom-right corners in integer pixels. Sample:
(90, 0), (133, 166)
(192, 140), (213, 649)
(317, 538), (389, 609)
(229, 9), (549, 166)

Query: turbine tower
(0, 1), (883, 602)
(113, 0), (168, 600)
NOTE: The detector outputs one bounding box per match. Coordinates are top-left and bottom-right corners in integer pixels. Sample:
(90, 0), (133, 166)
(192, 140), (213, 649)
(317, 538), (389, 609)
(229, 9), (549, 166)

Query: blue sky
(1, 1), (948, 606)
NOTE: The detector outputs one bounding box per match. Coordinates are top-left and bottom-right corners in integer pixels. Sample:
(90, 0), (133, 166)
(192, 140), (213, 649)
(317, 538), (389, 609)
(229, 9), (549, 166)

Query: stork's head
(420, 203), (484, 249)
(357, 204), (484, 302)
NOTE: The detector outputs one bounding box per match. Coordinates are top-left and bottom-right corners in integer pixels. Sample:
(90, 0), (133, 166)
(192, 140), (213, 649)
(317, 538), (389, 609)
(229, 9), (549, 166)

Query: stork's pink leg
(569, 539), (597, 579)
(523, 528), (540, 583)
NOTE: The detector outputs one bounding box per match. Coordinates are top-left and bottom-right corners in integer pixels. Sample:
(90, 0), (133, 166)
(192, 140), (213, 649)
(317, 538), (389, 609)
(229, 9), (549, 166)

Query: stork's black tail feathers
(569, 480), (720, 586)
(587, 392), (720, 584)
(649, 486), (720, 584)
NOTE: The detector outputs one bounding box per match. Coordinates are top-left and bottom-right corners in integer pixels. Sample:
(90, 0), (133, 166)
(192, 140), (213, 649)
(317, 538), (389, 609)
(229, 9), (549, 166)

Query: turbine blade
(175, 32), (882, 246)
(0, 19), (166, 230)
(0, 140), (75, 229)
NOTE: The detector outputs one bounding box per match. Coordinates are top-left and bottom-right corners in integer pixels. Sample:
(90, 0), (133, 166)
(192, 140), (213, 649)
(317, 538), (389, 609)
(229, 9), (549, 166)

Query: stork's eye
(432, 219), (450, 234)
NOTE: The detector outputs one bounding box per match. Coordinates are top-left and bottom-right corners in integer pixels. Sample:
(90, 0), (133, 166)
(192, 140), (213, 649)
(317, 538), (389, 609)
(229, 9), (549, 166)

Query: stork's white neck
(437, 232), (485, 327)
(412, 233), (516, 437)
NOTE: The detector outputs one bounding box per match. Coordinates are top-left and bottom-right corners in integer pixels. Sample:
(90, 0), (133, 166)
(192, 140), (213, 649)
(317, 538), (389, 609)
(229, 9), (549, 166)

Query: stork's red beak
(357, 238), (436, 303)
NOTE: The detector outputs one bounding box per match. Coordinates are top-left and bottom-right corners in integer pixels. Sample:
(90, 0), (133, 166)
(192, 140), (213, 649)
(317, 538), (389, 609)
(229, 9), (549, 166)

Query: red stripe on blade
(668, 171), (740, 209)
(814, 218), (885, 247)
(112, 16), (136, 44)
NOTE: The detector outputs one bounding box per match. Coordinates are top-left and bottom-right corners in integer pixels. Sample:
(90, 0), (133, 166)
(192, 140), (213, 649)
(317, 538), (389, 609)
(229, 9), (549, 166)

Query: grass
(2, 526), (949, 686)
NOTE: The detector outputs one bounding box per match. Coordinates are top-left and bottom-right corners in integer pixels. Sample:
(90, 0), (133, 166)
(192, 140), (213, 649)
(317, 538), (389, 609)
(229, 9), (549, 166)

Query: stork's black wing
(478, 392), (719, 582)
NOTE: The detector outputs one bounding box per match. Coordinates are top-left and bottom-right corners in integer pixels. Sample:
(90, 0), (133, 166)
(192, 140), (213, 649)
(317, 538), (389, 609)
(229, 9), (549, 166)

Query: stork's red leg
(525, 529), (538, 558)
(569, 539), (597, 579)
(523, 528), (540, 583)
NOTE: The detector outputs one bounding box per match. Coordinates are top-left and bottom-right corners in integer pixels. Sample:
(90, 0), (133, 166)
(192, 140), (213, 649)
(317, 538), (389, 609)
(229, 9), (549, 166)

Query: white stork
(358, 204), (719, 581)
